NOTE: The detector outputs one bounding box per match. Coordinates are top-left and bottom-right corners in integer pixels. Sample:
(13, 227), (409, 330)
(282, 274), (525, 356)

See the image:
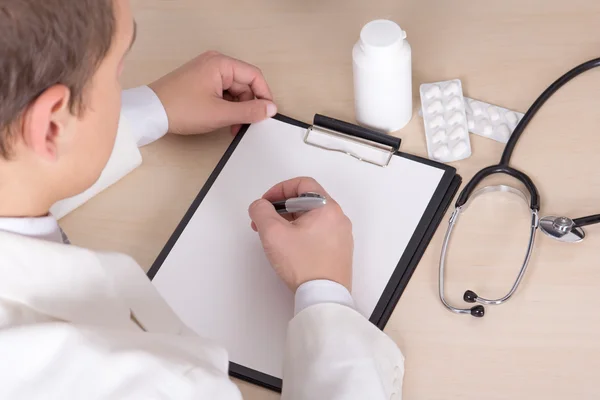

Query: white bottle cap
(359, 19), (407, 56)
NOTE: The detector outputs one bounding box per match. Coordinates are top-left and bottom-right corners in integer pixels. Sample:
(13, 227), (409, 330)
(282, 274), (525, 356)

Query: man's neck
(0, 170), (62, 243)
(0, 145), (65, 218)
(0, 179), (53, 218)
(0, 201), (52, 218)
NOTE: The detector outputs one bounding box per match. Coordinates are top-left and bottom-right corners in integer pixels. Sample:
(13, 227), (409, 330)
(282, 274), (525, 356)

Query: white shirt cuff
(121, 86), (169, 147)
(294, 280), (355, 315)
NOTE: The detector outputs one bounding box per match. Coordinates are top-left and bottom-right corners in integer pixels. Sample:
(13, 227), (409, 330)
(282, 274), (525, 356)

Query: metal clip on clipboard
(304, 114), (402, 167)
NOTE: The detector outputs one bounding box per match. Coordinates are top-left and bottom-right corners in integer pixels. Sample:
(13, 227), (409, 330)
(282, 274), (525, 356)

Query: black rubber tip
(470, 305), (485, 318)
(463, 290), (478, 303)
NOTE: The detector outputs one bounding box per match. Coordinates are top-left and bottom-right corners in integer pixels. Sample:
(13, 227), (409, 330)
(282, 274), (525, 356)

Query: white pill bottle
(353, 19), (412, 133)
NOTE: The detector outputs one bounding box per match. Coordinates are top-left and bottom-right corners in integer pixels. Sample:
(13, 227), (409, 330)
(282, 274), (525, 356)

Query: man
(0, 0), (404, 399)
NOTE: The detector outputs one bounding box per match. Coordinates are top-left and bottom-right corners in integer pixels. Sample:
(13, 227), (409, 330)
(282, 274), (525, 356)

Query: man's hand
(148, 51), (277, 135)
(248, 177), (354, 292)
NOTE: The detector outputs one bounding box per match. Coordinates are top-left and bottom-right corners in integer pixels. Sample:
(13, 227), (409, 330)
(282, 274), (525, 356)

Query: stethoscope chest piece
(539, 216), (585, 243)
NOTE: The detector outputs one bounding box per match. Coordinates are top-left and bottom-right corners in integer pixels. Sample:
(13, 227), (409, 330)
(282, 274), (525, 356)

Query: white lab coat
(0, 231), (404, 399)
(0, 90), (404, 399)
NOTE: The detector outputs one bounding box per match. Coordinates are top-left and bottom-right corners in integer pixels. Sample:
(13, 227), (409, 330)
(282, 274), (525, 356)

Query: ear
(21, 85), (73, 161)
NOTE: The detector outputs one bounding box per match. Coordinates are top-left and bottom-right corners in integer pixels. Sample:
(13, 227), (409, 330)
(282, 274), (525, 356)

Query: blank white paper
(151, 117), (445, 379)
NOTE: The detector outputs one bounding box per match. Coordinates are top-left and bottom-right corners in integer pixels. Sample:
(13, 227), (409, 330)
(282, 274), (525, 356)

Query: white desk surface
(61, 1), (600, 399)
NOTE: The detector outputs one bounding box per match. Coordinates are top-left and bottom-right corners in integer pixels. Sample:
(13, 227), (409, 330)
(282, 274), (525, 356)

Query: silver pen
(271, 192), (327, 214)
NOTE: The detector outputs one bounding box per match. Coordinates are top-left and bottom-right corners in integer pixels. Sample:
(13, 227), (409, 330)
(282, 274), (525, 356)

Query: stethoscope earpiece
(463, 290), (477, 303)
(470, 305), (485, 318)
(464, 291), (485, 317)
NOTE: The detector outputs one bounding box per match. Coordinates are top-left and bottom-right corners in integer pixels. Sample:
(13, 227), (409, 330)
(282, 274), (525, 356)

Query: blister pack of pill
(464, 98), (524, 143)
(419, 79), (471, 163)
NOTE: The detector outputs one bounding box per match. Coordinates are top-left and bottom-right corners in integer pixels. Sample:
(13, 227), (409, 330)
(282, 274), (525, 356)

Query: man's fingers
(237, 90), (255, 103)
(223, 92), (235, 102)
(224, 83), (268, 135)
(248, 199), (286, 233)
(262, 177), (331, 203)
(214, 98), (277, 127)
(225, 82), (255, 102)
(231, 125), (242, 135)
(220, 57), (273, 101)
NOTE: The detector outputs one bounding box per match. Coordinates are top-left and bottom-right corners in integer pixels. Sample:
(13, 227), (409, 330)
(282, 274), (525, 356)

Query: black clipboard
(148, 113), (462, 392)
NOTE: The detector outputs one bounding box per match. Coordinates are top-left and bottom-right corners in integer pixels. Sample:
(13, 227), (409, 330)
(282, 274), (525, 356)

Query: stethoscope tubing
(501, 57), (600, 166)
(574, 214), (600, 228)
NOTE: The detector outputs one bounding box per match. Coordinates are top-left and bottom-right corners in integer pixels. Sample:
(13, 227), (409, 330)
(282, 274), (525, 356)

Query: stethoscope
(439, 57), (600, 318)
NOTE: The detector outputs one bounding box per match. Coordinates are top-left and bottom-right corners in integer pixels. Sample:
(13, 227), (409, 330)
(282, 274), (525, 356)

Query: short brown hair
(0, 0), (116, 158)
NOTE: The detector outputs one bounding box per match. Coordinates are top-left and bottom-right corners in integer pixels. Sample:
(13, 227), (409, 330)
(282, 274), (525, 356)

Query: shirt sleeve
(294, 280), (355, 315)
(120, 86), (170, 147)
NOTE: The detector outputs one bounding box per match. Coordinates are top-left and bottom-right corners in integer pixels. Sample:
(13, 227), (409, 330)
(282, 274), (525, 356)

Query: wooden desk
(61, 1), (600, 398)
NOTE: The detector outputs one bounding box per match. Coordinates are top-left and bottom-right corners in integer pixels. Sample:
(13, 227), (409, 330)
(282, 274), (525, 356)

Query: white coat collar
(0, 214), (64, 243)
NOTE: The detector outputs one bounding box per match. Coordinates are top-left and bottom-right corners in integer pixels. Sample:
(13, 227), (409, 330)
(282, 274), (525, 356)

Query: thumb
(248, 199), (285, 234)
(216, 99), (278, 127)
